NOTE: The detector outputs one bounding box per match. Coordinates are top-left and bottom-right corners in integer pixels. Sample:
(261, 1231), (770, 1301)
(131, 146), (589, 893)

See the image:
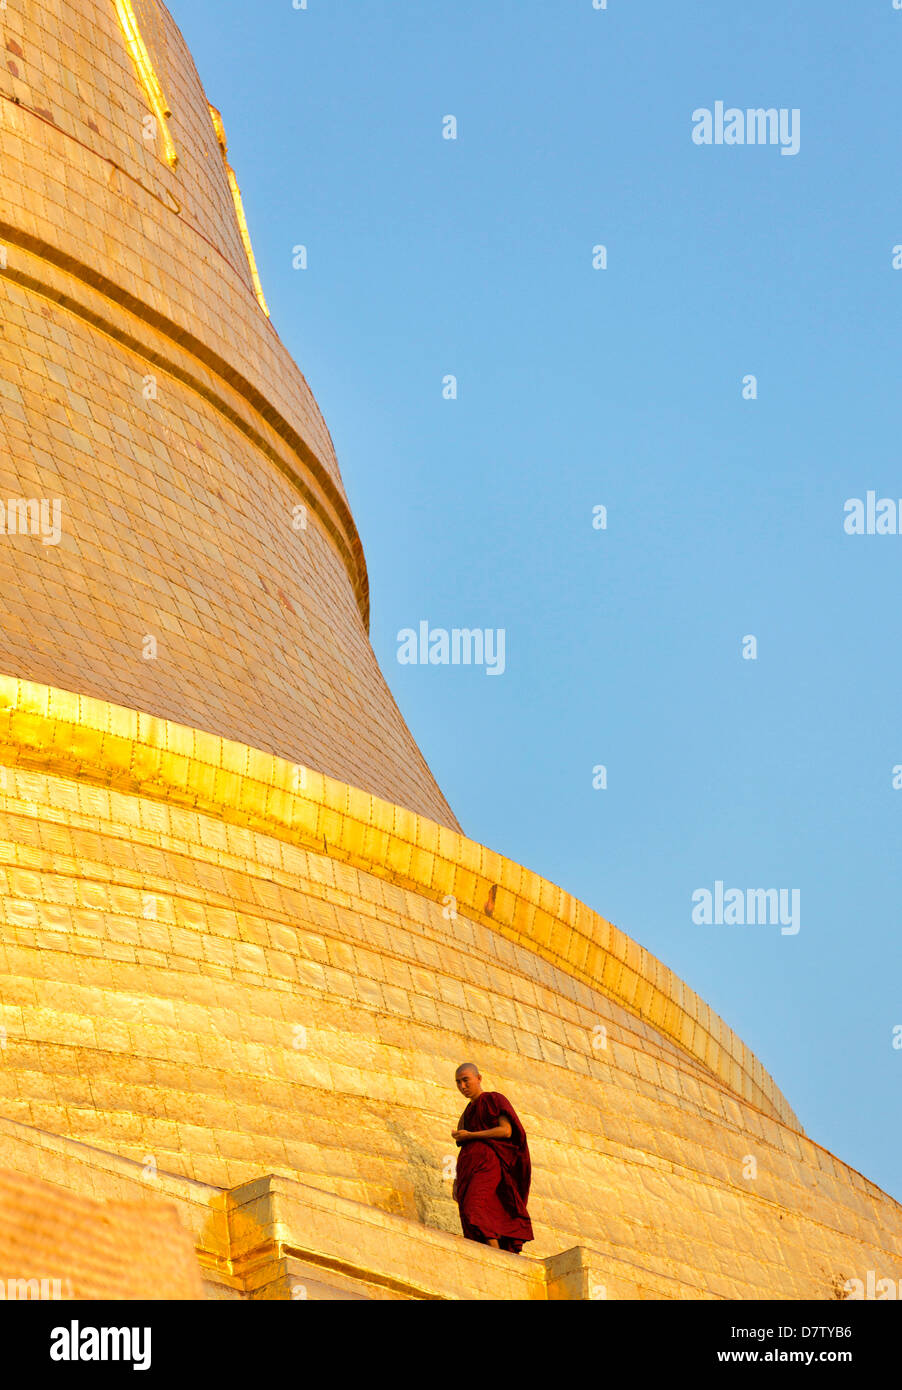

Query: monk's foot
(487, 1239), (500, 1249)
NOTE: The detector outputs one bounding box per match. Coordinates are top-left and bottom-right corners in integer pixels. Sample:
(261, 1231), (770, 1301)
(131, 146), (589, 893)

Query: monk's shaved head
(455, 1063), (483, 1100)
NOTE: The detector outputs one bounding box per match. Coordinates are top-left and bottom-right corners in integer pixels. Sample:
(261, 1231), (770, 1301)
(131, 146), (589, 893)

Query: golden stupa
(0, 0), (899, 1300)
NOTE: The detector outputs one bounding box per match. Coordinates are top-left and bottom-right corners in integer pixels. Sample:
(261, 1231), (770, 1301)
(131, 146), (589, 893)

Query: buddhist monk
(451, 1063), (533, 1253)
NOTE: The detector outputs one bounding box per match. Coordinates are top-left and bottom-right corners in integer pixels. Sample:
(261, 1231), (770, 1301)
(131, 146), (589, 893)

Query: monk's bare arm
(452, 1118), (512, 1142)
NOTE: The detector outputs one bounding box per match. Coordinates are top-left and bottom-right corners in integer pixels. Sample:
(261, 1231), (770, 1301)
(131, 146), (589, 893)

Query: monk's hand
(451, 1128), (470, 1142)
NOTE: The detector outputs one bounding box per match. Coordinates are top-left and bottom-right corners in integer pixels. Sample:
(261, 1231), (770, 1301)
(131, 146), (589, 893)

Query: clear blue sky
(171, 0), (902, 1204)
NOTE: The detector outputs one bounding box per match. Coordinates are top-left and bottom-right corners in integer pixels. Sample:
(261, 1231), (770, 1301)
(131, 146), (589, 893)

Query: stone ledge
(0, 1117), (607, 1300)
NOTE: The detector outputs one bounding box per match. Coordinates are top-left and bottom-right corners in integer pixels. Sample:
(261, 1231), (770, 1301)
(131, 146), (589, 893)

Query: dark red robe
(454, 1090), (533, 1253)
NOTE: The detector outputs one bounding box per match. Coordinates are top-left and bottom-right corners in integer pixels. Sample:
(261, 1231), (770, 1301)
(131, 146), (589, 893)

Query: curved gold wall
(1, 0), (901, 1300)
(0, 0), (456, 827)
(0, 677), (899, 1299)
